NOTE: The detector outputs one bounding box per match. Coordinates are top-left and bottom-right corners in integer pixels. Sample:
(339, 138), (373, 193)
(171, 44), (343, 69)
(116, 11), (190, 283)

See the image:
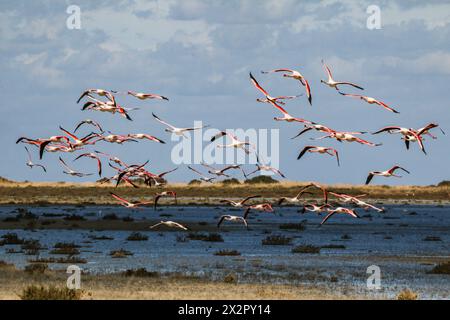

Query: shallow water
(0, 204), (449, 299)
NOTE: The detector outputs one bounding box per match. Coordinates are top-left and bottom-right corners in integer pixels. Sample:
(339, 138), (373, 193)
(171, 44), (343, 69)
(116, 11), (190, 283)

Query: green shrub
(244, 176), (278, 184)
(214, 249), (241, 256)
(122, 268), (159, 277)
(292, 245), (321, 254)
(24, 263), (48, 274)
(126, 232), (148, 241)
(428, 261), (450, 275)
(262, 235), (292, 245)
(221, 178), (241, 185)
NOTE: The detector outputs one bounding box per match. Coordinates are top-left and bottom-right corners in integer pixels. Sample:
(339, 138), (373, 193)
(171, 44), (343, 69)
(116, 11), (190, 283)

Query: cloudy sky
(1, 0), (449, 185)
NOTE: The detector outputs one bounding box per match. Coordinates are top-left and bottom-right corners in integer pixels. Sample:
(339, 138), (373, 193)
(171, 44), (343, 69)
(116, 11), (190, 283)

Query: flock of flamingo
(16, 60), (444, 229)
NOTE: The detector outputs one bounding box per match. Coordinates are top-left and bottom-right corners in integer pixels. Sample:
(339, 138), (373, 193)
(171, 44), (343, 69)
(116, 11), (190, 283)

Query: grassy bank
(0, 181), (449, 206)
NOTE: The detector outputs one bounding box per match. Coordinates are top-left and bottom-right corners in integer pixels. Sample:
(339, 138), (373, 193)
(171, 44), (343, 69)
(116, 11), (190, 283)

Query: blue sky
(1, 0), (449, 185)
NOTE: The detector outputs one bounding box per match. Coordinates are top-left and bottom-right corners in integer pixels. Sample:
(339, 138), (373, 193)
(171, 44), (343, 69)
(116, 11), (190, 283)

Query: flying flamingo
(74, 152), (103, 176)
(217, 213), (249, 229)
(152, 113), (208, 138)
(127, 91), (168, 101)
(59, 157), (93, 177)
(328, 192), (384, 212)
(301, 203), (331, 215)
(93, 134), (138, 145)
(244, 155), (285, 178)
(320, 60), (364, 91)
(416, 123), (444, 139)
(24, 147), (46, 172)
(187, 166), (216, 183)
(321, 207), (360, 225)
(277, 188), (313, 205)
(372, 125), (425, 153)
(366, 166), (410, 185)
(338, 92), (399, 113)
(149, 167), (178, 186)
(200, 163), (241, 178)
(220, 195), (261, 208)
(74, 119), (104, 133)
(150, 221), (188, 231)
(210, 131), (255, 154)
(291, 123), (336, 139)
(127, 133), (165, 144)
(243, 203), (274, 216)
(110, 192), (152, 209)
(249, 72), (302, 106)
(95, 151), (128, 167)
(315, 131), (381, 147)
(154, 191), (177, 210)
(77, 89), (114, 103)
(261, 68), (312, 105)
(297, 146), (340, 166)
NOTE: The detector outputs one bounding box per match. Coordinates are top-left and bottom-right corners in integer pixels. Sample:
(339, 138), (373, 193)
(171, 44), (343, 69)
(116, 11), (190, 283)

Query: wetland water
(0, 204), (449, 299)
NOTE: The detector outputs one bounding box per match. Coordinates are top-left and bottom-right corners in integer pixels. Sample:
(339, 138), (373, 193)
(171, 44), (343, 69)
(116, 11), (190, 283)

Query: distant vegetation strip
(0, 176), (449, 205)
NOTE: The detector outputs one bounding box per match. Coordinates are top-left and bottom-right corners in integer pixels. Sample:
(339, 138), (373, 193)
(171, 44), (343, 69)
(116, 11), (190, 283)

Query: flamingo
(74, 152), (103, 176)
(93, 134), (138, 145)
(200, 163), (241, 178)
(301, 182), (329, 203)
(320, 60), (364, 91)
(243, 203), (274, 216)
(59, 157), (93, 177)
(315, 131), (381, 147)
(74, 119), (104, 133)
(366, 166), (410, 185)
(220, 195), (261, 208)
(150, 220), (188, 231)
(416, 123), (444, 139)
(244, 155), (285, 178)
(338, 92), (399, 113)
(278, 187), (313, 205)
(249, 72), (303, 106)
(127, 91), (168, 101)
(268, 100), (312, 124)
(149, 167), (178, 186)
(210, 131), (255, 154)
(261, 68), (312, 105)
(187, 166), (216, 183)
(95, 151), (128, 167)
(154, 191), (177, 210)
(291, 123), (336, 139)
(297, 146), (340, 166)
(328, 192), (384, 212)
(82, 95), (136, 121)
(58, 126), (98, 148)
(77, 89), (114, 103)
(152, 113), (208, 138)
(110, 193), (152, 209)
(301, 203), (331, 215)
(127, 133), (165, 144)
(217, 214), (249, 229)
(24, 147), (46, 172)
(372, 126), (425, 153)
(321, 207), (360, 225)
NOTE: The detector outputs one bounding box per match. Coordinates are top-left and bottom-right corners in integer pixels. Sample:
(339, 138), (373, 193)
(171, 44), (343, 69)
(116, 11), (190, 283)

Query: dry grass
(396, 289), (418, 300)
(19, 285), (83, 300)
(0, 264), (387, 300)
